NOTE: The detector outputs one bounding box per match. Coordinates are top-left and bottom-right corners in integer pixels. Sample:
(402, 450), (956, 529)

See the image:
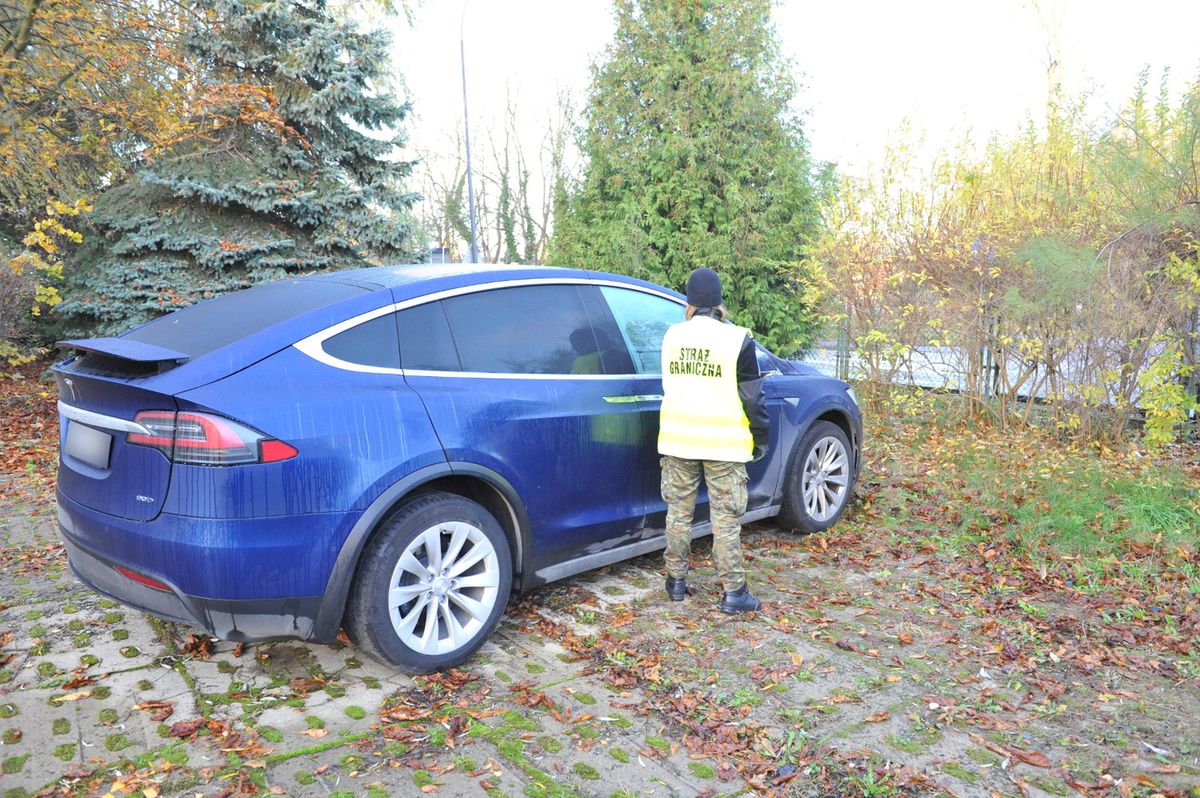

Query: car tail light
(127, 411), (298, 465)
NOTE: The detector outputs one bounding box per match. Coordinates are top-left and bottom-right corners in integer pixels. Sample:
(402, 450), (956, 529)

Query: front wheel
(345, 492), (512, 672)
(778, 421), (855, 534)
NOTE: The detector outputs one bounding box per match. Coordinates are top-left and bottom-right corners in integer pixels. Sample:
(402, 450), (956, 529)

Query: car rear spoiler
(57, 338), (190, 374)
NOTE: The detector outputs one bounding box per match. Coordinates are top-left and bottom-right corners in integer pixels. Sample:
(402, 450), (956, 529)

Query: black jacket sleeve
(736, 336), (770, 448)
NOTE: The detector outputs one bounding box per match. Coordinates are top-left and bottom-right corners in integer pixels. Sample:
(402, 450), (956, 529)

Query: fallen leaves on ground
(132, 700), (176, 721)
(180, 633), (214, 659)
(0, 360), (58, 495)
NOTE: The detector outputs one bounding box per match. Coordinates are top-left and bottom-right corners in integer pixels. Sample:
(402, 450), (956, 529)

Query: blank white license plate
(65, 421), (112, 469)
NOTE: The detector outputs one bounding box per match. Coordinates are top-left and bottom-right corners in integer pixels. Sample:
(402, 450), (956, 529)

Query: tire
(345, 491), (512, 672)
(778, 421), (856, 534)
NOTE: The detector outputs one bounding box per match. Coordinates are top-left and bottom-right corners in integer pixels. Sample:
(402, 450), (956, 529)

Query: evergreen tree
(57, 0), (423, 336)
(550, 0), (825, 354)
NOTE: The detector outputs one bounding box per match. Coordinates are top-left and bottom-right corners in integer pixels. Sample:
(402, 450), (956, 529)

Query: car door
(597, 285), (786, 531)
(396, 283), (651, 573)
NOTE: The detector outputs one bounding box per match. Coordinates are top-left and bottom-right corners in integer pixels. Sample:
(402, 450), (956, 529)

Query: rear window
(124, 279), (368, 358)
(322, 313), (401, 369)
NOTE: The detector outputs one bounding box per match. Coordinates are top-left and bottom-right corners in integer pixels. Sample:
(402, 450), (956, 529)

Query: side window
(599, 287), (684, 374)
(322, 313), (400, 369)
(396, 301), (461, 371)
(441, 285), (601, 375)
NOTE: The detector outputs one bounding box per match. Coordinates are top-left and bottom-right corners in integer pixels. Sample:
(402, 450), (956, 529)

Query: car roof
(310, 262), (536, 289)
(125, 265), (678, 360)
(60, 264), (682, 394)
(310, 263), (680, 300)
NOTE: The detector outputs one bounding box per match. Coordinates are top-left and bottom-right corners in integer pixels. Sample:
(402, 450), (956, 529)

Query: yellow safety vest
(657, 316), (754, 462)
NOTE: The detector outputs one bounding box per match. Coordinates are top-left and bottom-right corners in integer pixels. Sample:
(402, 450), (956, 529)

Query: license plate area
(65, 421), (113, 470)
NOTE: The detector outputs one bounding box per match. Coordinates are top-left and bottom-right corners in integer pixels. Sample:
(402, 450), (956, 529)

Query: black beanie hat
(686, 268), (723, 307)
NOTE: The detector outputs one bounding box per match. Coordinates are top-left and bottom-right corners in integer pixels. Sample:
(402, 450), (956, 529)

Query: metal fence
(796, 310), (1200, 411)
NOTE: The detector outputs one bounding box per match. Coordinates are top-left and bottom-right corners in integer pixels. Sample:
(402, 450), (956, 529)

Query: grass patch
(259, 726), (284, 743)
(886, 730), (940, 754)
(469, 717), (580, 798)
(1011, 461), (1199, 562)
(573, 762), (600, 780)
(104, 734), (131, 752)
(262, 732), (372, 766)
(939, 762), (978, 782)
(2, 754), (29, 774)
(964, 746), (1001, 765)
(871, 421), (1198, 590)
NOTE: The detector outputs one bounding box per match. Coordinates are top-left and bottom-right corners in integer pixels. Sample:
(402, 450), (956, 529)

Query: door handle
(603, 394), (664, 403)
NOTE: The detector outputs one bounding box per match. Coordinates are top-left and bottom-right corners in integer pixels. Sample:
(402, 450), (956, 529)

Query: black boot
(665, 577), (687, 601)
(719, 584), (761, 614)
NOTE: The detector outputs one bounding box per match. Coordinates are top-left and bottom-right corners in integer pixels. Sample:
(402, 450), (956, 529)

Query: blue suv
(54, 265), (861, 671)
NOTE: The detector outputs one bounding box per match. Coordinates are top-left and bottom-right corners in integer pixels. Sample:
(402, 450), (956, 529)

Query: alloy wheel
(387, 521), (501, 655)
(802, 436), (849, 523)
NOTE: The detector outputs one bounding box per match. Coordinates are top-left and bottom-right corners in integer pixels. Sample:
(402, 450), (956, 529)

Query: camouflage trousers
(660, 455), (749, 591)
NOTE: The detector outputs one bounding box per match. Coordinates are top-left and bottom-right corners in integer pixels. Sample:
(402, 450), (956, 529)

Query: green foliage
(813, 71), (1200, 444)
(1137, 339), (1197, 451)
(57, 0), (423, 336)
(550, 0), (824, 354)
(1008, 236), (1099, 318)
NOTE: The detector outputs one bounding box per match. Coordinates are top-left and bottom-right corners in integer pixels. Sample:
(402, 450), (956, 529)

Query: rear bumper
(59, 510), (325, 644)
(56, 486), (359, 594)
(55, 494), (338, 643)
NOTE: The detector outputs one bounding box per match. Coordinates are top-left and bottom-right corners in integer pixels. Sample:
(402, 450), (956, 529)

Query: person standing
(658, 267), (770, 614)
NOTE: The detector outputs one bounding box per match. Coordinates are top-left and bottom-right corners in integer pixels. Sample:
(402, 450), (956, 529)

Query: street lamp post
(460, 3), (480, 263)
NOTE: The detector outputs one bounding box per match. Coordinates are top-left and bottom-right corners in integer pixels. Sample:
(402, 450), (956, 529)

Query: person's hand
(752, 443), (768, 462)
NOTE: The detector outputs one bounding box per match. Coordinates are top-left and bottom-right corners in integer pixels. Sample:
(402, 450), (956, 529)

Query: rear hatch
(54, 276), (381, 522)
(55, 343), (185, 521)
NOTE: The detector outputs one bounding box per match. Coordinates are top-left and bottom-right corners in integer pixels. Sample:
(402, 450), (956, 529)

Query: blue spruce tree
(58, 0), (423, 335)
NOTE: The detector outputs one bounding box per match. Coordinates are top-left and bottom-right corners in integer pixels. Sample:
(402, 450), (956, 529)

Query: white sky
(385, 0), (1200, 178)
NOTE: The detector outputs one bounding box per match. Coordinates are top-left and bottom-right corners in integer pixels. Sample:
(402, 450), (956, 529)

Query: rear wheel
(778, 421), (855, 534)
(345, 492), (512, 672)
